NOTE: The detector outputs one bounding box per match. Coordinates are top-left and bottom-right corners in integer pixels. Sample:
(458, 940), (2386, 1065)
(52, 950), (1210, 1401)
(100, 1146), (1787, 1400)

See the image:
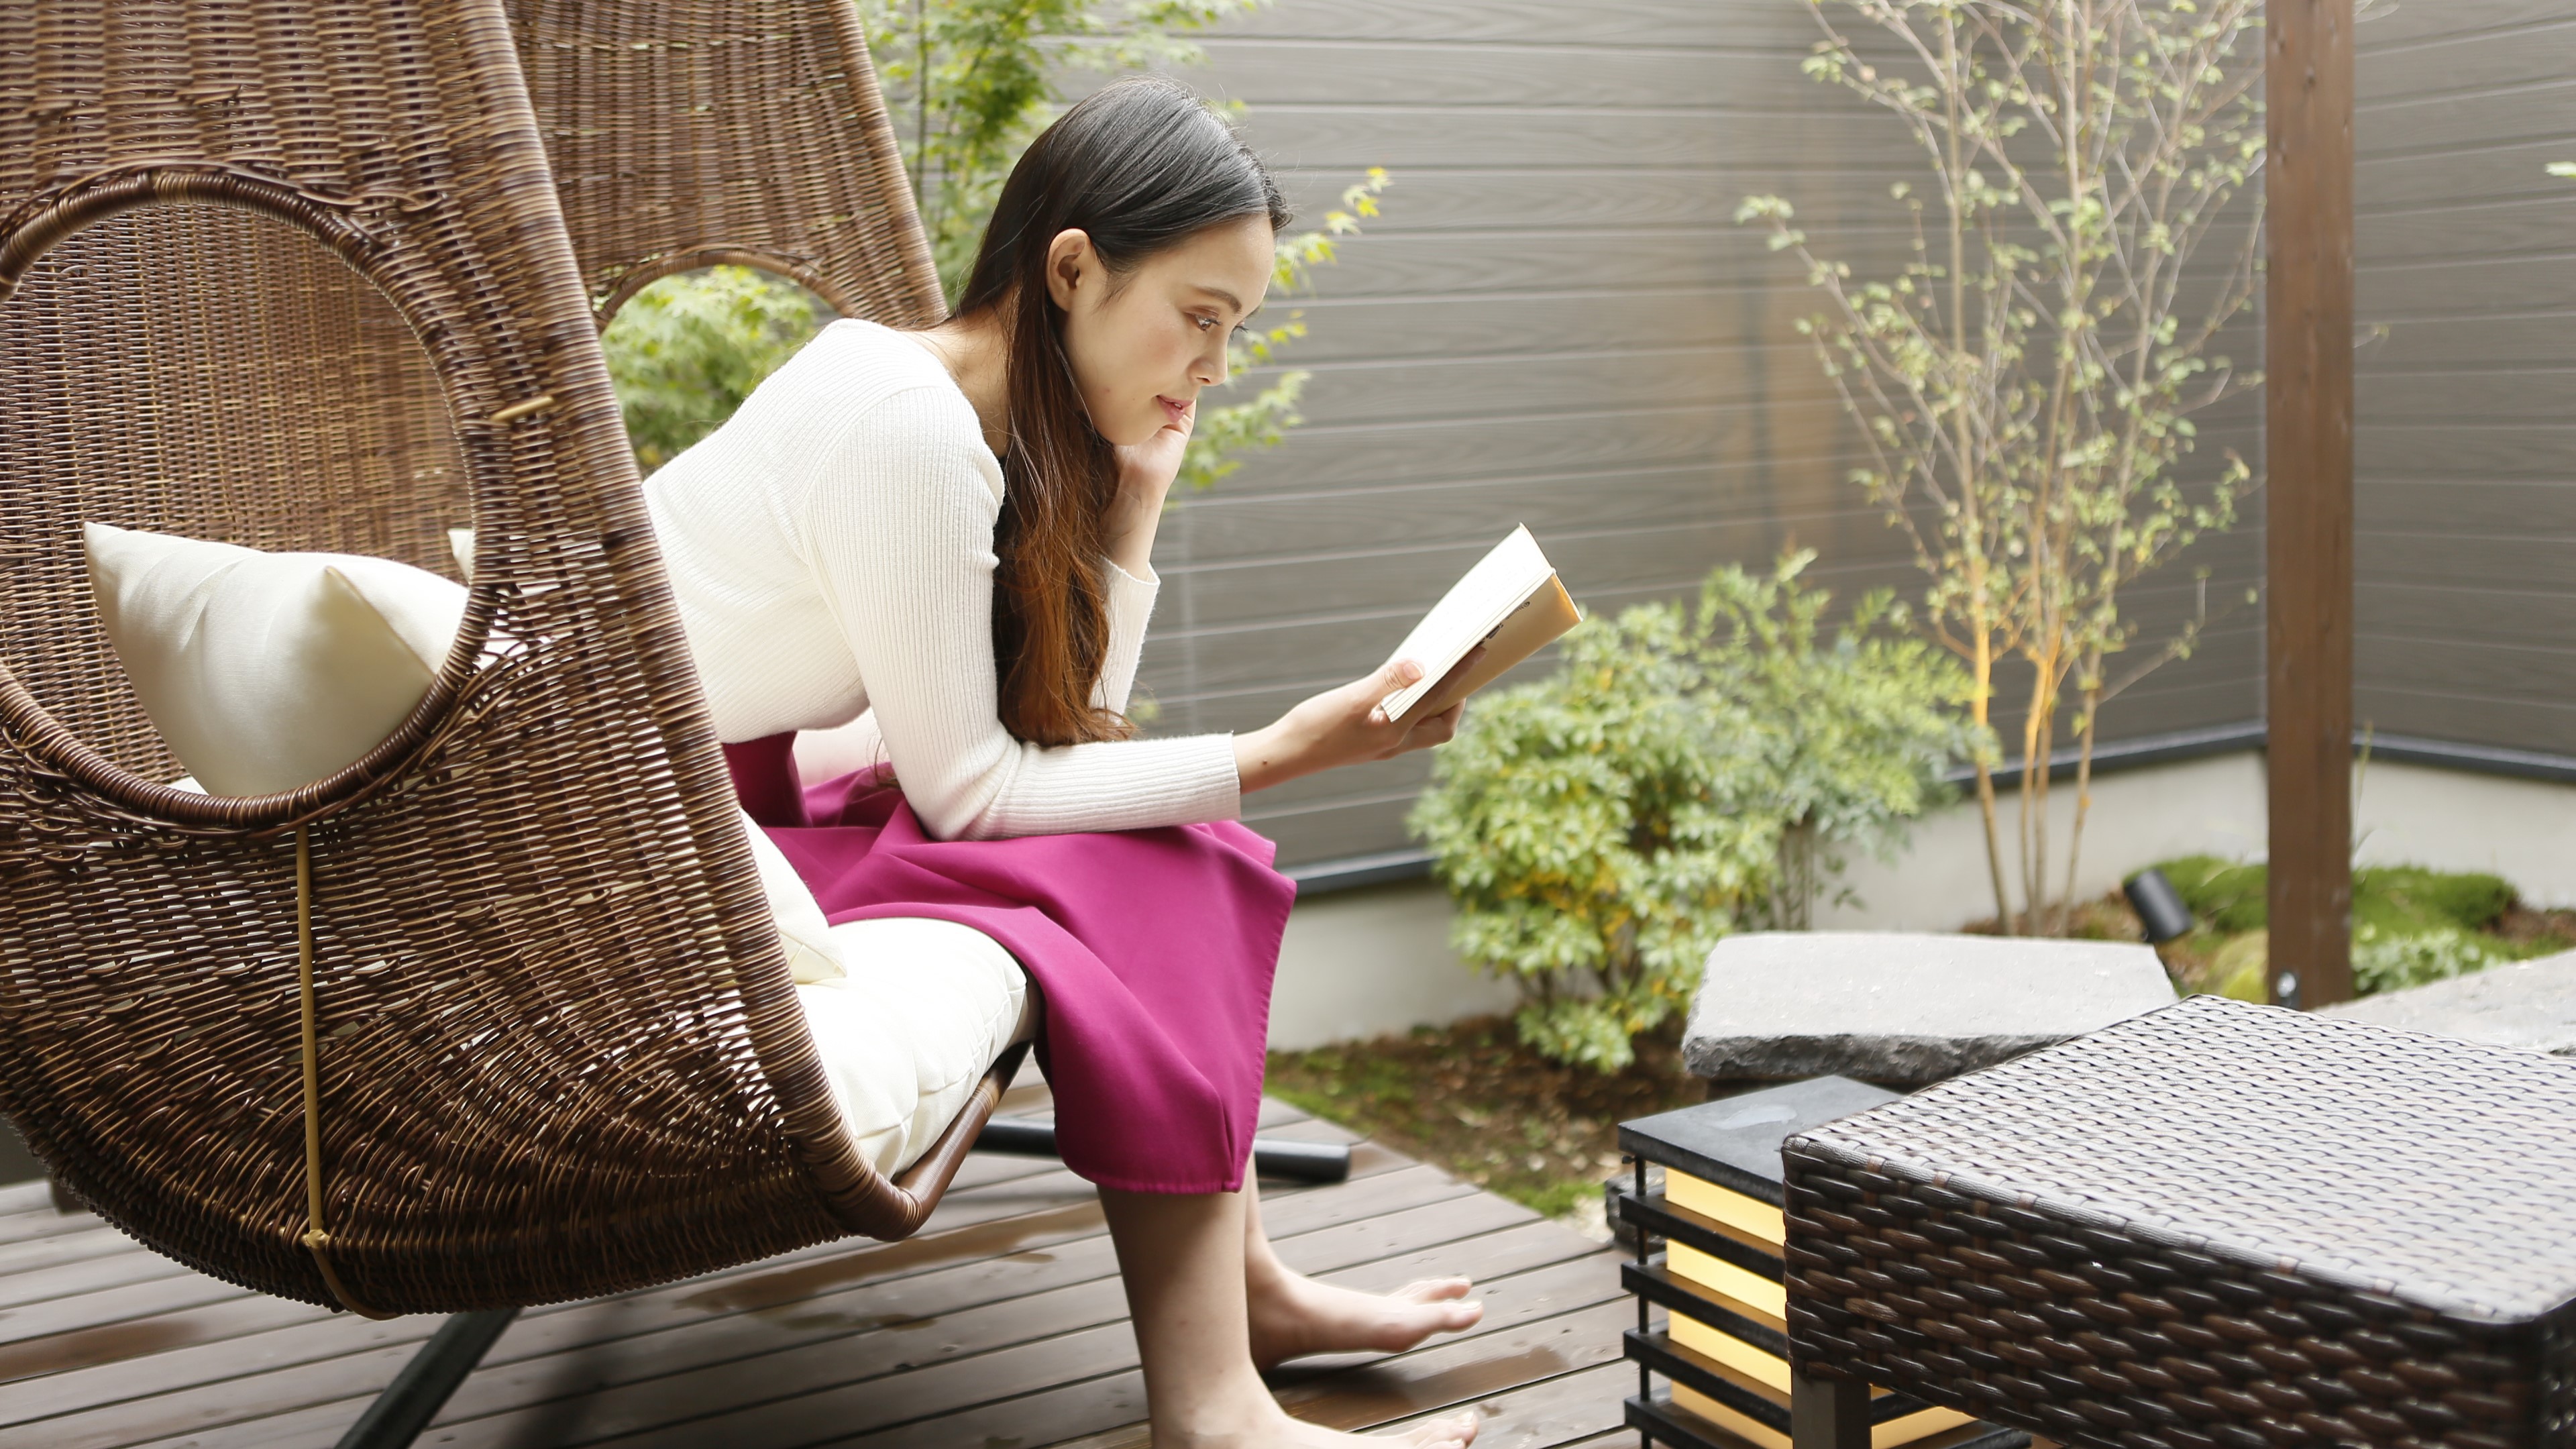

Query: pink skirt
(722, 734), (1297, 1194)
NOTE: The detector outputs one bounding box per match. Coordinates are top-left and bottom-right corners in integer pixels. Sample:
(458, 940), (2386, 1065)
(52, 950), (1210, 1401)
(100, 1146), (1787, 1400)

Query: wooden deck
(0, 1086), (1641, 1448)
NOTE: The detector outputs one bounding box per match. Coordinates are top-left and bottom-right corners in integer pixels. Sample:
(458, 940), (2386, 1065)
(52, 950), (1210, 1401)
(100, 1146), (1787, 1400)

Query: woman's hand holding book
(1228, 525), (1574, 797)
(1232, 645), (1485, 796)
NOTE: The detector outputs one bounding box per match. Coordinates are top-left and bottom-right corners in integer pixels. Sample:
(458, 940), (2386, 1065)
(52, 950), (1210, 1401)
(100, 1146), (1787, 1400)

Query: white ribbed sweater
(641, 318), (1242, 842)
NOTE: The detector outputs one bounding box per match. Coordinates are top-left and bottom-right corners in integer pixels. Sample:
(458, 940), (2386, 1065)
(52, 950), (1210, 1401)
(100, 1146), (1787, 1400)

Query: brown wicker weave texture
(506, 0), (947, 328)
(0, 0), (981, 1315)
(1782, 996), (2576, 1449)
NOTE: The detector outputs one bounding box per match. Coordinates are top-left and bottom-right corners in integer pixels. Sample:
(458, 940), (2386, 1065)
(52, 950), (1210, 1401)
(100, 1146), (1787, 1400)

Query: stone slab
(1682, 931), (2178, 1084)
(2318, 948), (2576, 1055)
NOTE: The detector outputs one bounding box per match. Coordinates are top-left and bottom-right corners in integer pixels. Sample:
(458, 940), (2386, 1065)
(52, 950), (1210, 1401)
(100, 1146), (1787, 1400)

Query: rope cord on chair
(294, 827), (392, 1320)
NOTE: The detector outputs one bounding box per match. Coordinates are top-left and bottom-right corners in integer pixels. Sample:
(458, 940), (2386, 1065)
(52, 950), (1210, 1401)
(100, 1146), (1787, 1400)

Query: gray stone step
(1682, 931), (2178, 1084)
(2318, 948), (2576, 1056)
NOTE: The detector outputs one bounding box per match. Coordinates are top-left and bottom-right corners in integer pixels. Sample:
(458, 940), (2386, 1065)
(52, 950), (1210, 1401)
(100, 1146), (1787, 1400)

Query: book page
(1396, 573), (1580, 724)
(1377, 525), (1580, 724)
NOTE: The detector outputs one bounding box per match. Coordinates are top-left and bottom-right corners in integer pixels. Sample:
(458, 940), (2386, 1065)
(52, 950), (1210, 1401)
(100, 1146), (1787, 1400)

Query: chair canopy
(504, 0), (947, 329)
(0, 0), (990, 1316)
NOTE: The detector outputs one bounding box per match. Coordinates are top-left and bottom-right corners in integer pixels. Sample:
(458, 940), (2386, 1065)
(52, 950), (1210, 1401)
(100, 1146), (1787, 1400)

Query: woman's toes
(1395, 1410), (1479, 1445)
(1397, 1277), (1476, 1304)
(1391, 1280), (1483, 1336)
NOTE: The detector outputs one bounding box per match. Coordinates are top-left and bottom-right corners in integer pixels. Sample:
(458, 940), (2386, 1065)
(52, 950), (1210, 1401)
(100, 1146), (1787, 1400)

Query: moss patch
(2140, 857), (2575, 997)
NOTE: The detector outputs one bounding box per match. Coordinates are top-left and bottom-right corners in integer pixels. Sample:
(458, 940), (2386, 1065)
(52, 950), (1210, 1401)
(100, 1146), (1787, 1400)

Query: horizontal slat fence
(1146, 0), (2268, 868)
(2351, 1), (2576, 753)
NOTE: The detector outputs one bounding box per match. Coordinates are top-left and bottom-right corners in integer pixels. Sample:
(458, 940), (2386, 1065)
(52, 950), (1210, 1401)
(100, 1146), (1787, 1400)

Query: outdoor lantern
(1615, 1078), (2025, 1449)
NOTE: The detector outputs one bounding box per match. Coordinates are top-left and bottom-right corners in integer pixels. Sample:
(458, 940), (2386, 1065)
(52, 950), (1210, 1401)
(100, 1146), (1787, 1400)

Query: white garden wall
(1269, 754), (2576, 1048)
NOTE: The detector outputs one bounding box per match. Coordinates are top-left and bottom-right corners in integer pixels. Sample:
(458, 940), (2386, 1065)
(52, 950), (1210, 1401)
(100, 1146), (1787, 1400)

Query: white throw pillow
(798, 916), (1027, 1177)
(87, 523), (467, 800)
(93, 523), (846, 981)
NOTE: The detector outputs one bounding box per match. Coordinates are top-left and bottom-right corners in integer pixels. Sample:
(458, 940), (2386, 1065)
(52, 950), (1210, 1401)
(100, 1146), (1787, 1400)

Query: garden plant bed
(1270, 862), (2576, 1232)
(1974, 858), (2576, 1000)
(1265, 1015), (1706, 1221)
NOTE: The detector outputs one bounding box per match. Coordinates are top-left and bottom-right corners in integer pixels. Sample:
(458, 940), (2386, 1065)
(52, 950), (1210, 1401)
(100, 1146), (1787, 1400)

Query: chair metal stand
(335, 1307), (521, 1449)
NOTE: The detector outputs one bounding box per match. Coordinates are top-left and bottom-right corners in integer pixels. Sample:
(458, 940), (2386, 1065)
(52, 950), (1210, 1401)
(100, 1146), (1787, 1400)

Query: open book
(1377, 525), (1583, 727)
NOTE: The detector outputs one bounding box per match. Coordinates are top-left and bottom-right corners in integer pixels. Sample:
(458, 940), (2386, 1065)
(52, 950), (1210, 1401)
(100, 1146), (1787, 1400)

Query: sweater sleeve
(801, 384), (1240, 842)
(1095, 557), (1158, 715)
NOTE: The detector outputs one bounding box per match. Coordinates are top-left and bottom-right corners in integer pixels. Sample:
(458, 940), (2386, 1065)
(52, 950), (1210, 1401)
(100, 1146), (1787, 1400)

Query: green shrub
(600, 266), (834, 474)
(1409, 552), (1970, 1072)
(2352, 924), (2506, 996)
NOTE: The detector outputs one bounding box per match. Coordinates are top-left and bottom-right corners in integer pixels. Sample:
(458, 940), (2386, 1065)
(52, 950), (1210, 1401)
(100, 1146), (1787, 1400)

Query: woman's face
(1045, 215), (1276, 447)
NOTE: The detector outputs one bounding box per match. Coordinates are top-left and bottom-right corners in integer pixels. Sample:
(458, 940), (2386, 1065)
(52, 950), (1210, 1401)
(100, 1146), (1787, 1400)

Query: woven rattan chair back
(504, 0), (947, 330)
(0, 0), (985, 1316)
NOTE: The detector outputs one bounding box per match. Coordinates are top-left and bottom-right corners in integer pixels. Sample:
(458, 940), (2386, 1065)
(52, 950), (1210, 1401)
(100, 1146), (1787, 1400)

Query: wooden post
(2265, 0), (2357, 1009)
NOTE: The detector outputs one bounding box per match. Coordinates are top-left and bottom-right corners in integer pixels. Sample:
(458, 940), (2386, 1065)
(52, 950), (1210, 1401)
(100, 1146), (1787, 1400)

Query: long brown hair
(951, 78), (1290, 747)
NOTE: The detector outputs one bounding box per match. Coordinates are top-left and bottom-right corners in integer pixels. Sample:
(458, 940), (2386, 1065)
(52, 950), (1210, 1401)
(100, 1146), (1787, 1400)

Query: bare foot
(1246, 1269), (1485, 1372)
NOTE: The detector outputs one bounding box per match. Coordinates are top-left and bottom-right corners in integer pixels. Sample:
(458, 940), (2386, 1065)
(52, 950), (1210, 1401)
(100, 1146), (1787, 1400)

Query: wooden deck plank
(0, 1246), (196, 1316)
(1368, 1358), (1639, 1449)
(863, 1293), (1630, 1449)
(0, 1297), (332, 1413)
(28, 1148), (1426, 1448)
(837, 1363), (1150, 1449)
(6, 1173), (1114, 1449)
(0, 1106), (1629, 1449)
(0, 1225), (144, 1279)
(0, 1207), (101, 1250)
(0, 1157), (1077, 1427)
(440, 1177), (1521, 1449)
(0, 1179), (1099, 1448)
(429, 1169), (1497, 1445)
(0, 1275), (250, 1361)
(0, 1148), (1085, 1376)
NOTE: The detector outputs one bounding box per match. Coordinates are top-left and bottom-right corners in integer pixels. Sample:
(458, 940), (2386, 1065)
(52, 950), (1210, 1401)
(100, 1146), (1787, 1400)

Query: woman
(644, 76), (1485, 1448)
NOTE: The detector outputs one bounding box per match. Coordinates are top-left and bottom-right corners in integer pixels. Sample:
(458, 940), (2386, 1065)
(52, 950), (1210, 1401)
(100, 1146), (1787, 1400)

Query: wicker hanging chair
(500, 0), (948, 330)
(0, 0), (1017, 1320)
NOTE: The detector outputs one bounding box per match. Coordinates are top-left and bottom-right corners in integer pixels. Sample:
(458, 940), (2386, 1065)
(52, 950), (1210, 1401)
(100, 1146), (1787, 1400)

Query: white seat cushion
(796, 916), (1028, 1177)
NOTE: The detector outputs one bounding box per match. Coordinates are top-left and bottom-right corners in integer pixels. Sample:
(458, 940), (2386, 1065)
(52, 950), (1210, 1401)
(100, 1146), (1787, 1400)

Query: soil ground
(1264, 1013), (1707, 1222)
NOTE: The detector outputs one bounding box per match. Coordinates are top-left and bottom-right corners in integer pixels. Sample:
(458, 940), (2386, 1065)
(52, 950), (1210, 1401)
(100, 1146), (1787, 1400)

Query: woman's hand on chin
(1232, 648), (1483, 796)
(1103, 398), (1192, 579)
(1110, 396), (1194, 519)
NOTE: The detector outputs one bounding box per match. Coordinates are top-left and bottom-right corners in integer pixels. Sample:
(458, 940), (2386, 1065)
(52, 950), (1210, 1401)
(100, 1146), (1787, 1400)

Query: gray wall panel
(1156, 0), (2271, 869)
(2351, 1), (2576, 756)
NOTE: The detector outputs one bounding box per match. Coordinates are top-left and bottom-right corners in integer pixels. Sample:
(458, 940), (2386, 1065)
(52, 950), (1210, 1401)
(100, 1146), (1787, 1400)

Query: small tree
(1409, 553), (1966, 1072)
(1702, 555), (1978, 929)
(1735, 0), (2264, 934)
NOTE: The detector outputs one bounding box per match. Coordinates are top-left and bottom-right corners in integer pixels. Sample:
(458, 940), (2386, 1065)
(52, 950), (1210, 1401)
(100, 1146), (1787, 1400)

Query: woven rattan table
(1779, 995), (2576, 1449)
